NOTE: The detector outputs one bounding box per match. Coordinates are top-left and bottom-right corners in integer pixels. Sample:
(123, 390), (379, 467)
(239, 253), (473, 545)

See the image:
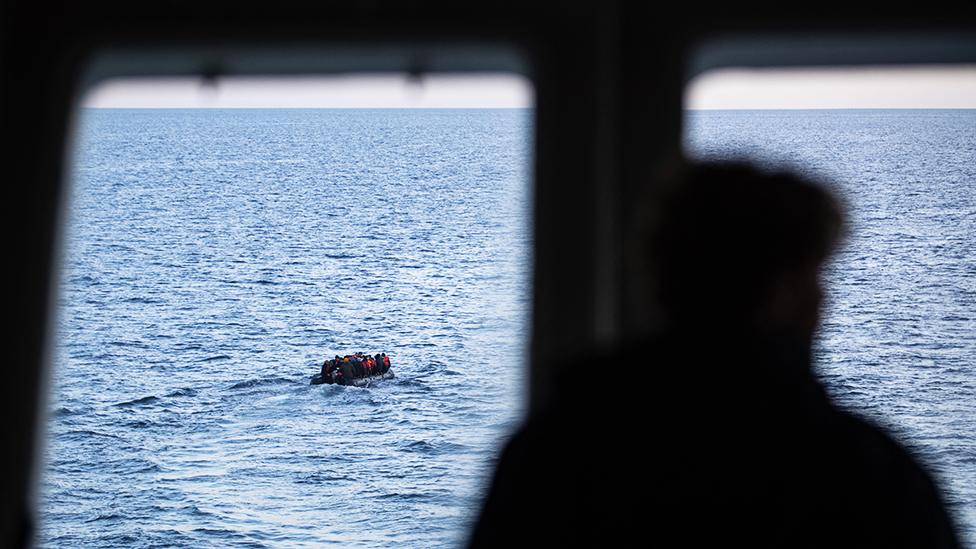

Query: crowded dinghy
(311, 352), (394, 386)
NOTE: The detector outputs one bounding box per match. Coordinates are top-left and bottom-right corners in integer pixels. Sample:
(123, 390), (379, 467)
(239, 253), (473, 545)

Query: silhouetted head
(647, 162), (844, 341)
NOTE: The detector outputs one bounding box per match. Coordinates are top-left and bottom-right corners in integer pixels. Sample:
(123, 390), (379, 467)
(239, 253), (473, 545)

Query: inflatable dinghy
(311, 370), (395, 387)
(311, 353), (394, 387)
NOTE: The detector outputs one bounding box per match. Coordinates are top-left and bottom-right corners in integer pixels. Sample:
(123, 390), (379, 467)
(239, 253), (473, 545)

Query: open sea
(44, 109), (532, 548)
(41, 108), (974, 546)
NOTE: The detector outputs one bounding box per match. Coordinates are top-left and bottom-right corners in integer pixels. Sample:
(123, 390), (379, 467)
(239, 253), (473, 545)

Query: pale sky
(83, 74), (534, 108)
(82, 66), (976, 109)
(686, 66), (976, 109)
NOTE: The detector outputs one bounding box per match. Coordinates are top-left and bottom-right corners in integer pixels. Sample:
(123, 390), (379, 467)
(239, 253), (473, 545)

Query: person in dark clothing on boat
(340, 359), (353, 381)
(469, 162), (961, 548)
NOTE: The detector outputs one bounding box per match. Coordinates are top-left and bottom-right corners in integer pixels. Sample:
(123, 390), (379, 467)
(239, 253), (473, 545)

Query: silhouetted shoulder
(466, 411), (589, 548)
(469, 346), (961, 548)
(818, 408), (961, 548)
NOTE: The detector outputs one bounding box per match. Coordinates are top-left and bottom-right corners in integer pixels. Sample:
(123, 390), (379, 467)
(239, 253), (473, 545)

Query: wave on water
(393, 378), (430, 391)
(63, 429), (125, 441)
(51, 406), (79, 418)
(398, 439), (468, 456)
(228, 376), (295, 391)
(373, 492), (433, 501)
(122, 296), (162, 304)
(113, 395), (160, 408)
(83, 512), (128, 524)
(297, 472), (352, 484)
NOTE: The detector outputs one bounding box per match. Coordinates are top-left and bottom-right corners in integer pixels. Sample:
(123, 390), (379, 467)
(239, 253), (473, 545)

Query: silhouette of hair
(646, 162), (844, 325)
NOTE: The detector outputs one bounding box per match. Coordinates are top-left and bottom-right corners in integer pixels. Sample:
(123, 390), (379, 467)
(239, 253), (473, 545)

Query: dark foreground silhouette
(469, 163), (960, 547)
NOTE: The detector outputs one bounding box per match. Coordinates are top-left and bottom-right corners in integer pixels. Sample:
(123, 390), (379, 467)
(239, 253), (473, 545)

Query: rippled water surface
(44, 109), (975, 547)
(44, 109), (531, 547)
(687, 109), (976, 545)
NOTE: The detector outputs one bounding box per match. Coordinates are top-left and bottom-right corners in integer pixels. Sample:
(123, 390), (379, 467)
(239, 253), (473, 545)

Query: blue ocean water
(687, 109), (976, 545)
(43, 108), (975, 546)
(43, 109), (532, 547)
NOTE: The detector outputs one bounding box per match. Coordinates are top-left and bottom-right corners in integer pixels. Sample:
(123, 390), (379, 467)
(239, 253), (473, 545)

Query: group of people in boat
(320, 352), (392, 384)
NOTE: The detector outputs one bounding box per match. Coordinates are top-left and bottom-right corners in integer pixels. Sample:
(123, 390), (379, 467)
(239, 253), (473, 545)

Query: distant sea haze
(42, 108), (975, 546)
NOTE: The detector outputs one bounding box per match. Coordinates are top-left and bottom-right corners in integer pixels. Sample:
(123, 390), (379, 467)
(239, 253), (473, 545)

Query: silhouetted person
(340, 359), (354, 382)
(469, 162), (960, 548)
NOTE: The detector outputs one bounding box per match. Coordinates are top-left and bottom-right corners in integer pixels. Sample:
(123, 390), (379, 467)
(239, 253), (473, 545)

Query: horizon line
(78, 106), (976, 111)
